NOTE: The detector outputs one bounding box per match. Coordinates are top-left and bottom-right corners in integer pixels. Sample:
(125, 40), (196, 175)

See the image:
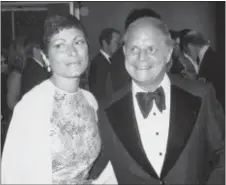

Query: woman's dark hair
(43, 14), (89, 54)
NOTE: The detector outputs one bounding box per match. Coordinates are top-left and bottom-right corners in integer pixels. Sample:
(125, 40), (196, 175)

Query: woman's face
(47, 27), (89, 79)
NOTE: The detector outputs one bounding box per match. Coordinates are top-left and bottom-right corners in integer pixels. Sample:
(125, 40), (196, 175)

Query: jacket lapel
(198, 47), (212, 78)
(106, 81), (202, 180)
(106, 86), (158, 179)
(160, 84), (202, 178)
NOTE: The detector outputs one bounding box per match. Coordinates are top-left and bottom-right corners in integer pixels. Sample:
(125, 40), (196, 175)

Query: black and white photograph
(1, 1), (225, 184)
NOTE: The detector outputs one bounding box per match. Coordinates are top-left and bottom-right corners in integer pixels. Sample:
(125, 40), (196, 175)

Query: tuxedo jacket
(198, 47), (225, 110)
(89, 52), (112, 104)
(98, 74), (225, 185)
(20, 58), (49, 98)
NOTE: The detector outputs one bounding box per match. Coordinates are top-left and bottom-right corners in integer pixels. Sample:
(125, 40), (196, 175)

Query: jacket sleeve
(205, 84), (225, 185)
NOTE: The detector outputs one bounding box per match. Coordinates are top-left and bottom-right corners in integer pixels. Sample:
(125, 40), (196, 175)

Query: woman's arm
(7, 71), (22, 110)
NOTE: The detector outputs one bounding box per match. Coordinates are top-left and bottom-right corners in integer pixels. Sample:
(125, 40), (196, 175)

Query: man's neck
(135, 71), (166, 92)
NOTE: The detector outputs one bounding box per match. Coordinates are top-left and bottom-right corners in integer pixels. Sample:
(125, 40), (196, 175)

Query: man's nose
(138, 50), (148, 61)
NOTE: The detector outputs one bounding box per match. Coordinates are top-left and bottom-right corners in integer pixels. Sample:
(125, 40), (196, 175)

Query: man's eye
(75, 40), (86, 45)
(147, 47), (157, 54)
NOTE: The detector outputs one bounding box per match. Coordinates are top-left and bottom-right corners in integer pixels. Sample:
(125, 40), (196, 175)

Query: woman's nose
(67, 45), (77, 56)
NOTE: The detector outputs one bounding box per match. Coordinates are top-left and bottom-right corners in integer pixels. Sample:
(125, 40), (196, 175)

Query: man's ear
(40, 50), (50, 66)
(165, 47), (173, 64)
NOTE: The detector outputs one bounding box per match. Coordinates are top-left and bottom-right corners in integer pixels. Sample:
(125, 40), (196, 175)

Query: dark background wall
(80, 2), (218, 59)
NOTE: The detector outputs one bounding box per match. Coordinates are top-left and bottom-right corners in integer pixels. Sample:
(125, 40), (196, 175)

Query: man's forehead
(112, 32), (120, 38)
(125, 17), (169, 39)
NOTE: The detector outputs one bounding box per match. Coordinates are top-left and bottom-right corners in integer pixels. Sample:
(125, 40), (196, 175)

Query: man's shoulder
(106, 83), (131, 109)
(93, 52), (108, 61)
(91, 52), (109, 66)
(111, 47), (124, 65)
(169, 74), (212, 98)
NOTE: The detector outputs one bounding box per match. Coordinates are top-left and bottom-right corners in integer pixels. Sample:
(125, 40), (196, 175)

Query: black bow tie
(136, 87), (166, 119)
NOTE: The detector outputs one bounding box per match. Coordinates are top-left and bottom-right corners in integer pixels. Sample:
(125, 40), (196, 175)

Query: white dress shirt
(100, 49), (111, 64)
(184, 53), (199, 74)
(33, 57), (44, 68)
(132, 74), (171, 177)
(198, 45), (210, 65)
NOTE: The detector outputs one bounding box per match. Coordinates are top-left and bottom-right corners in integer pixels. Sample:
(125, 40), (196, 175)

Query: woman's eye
(130, 47), (139, 53)
(54, 43), (65, 49)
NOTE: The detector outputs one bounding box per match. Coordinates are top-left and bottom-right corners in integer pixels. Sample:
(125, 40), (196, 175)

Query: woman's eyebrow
(51, 38), (66, 43)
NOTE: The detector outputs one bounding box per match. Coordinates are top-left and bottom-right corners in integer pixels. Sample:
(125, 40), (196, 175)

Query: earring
(47, 65), (51, 72)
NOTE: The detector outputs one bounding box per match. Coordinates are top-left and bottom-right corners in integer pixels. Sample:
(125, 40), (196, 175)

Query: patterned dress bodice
(50, 88), (101, 184)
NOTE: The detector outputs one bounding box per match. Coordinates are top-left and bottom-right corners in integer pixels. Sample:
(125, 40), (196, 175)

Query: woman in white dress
(2, 14), (116, 184)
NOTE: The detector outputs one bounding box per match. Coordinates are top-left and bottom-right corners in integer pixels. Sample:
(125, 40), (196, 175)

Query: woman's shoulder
(20, 79), (53, 104)
(80, 88), (98, 111)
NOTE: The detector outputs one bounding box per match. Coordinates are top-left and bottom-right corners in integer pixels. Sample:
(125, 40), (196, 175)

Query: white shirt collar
(132, 74), (170, 107)
(32, 57), (44, 68)
(184, 53), (199, 74)
(199, 45), (209, 63)
(100, 49), (111, 63)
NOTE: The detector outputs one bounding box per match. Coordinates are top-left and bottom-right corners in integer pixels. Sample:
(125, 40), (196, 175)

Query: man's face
(123, 23), (172, 87)
(109, 32), (121, 55)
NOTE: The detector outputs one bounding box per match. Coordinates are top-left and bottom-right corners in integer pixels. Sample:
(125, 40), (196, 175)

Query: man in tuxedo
(182, 31), (225, 110)
(88, 28), (120, 105)
(99, 17), (224, 184)
(20, 42), (49, 98)
(168, 29), (198, 79)
(110, 8), (161, 93)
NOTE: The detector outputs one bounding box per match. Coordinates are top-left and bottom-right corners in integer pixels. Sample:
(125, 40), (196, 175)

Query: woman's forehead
(51, 27), (85, 41)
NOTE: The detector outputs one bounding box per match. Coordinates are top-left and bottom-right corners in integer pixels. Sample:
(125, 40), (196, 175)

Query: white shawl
(1, 80), (117, 184)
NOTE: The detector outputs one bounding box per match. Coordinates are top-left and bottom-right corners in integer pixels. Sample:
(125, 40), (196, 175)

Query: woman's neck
(50, 75), (80, 93)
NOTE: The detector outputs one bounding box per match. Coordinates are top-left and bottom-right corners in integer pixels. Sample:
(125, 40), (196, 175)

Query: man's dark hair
(169, 30), (180, 40)
(182, 31), (208, 53)
(125, 8), (161, 30)
(99, 28), (120, 47)
(179, 29), (192, 50)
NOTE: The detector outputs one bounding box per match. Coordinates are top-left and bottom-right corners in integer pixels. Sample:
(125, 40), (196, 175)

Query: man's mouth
(66, 62), (81, 66)
(135, 65), (151, 70)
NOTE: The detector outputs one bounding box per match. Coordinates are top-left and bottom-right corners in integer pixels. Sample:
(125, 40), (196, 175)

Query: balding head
(123, 17), (173, 48)
(122, 17), (174, 91)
